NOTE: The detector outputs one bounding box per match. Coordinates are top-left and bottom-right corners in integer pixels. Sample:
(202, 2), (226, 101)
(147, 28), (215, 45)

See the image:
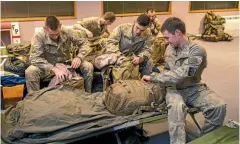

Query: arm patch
(188, 67), (197, 77)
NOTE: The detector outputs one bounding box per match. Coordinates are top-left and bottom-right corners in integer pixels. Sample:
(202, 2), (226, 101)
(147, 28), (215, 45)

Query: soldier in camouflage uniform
(145, 7), (162, 37)
(73, 12), (116, 63)
(25, 16), (94, 93)
(142, 17), (226, 144)
(73, 12), (116, 40)
(103, 14), (153, 76)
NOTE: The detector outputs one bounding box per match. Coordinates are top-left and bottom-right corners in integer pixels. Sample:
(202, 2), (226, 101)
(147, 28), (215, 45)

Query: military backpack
(105, 80), (166, 116)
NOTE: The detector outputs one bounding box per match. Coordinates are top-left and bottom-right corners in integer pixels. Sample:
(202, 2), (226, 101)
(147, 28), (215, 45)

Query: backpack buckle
(150, 102), (158, 109)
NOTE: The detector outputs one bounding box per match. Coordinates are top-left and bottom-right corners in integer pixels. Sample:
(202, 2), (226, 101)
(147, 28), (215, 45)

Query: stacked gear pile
(6, 41), (31, 56)
(84, 38), (108, 63)
(151, 37), (167, 73)
(83, 34), (110, 64)
(74, 29), (110, 63)
(202, 11), (233, 42)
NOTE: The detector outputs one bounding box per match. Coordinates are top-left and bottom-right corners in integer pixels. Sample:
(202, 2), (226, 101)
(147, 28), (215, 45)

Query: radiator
(222, 15), (240, 37)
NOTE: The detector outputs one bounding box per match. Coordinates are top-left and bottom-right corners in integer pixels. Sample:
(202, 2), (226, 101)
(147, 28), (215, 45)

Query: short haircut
(146, 7), (155, 13)
(45, 16), (60, 30)
(103, 12), (116, 23)
(137, 14), (150, 27)
(161, 17), (186, 34)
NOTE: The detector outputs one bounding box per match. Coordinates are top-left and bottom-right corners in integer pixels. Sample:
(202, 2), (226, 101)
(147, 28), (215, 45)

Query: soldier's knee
(205, 101), (227, 126)
(211, 95), (227, 116)
(168, 98), (186, 112)
(147, 58), (153, 64)
(140, 58), (154, 75)
(169, 100), (187, 111)
(166, 91), (187, 112)
(146, 58), (154, 68)
(85, 62), (94, 72)
(81, 61), (94, 75)
(218, 98), (227, 108)
(214, 101), (227, 118)
(25, 65), (40, 77)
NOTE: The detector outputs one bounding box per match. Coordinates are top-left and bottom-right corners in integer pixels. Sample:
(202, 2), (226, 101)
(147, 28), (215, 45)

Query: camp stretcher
(51, 107), (201, 144)
(1, 111), (169, 144)
(50, 112), (168, 144)
(52, 108), (239, 144)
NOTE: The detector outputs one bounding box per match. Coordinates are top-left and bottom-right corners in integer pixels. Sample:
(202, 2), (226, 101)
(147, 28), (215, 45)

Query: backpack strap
(118, 80), (131, 93)
(102, 66), (113, 91)
(138, 102), (167, 114)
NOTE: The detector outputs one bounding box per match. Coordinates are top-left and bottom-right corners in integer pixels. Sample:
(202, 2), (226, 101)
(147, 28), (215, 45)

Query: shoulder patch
(188, 67), (197, 77)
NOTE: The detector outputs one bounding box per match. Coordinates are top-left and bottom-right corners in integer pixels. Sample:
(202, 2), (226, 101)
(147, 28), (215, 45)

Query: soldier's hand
(141, 75), (151, 83)
(52, 67), (67, 83)
(72, 57), (82, 69)
(86, 31), (93, 38)
(131, 56), (143, 65)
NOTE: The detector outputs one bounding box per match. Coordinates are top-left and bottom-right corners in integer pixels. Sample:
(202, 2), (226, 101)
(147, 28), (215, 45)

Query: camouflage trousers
(166, 84), (226, 144)
(25, 60), (94, 94)
(139, 58), (154, 76)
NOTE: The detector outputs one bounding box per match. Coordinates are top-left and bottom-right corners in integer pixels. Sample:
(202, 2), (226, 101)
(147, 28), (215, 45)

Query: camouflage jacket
(150, 42), (207, 88)
(77, 17), (107, 39)
(103, 23), (152, 60)
(29, 26), (91, 72)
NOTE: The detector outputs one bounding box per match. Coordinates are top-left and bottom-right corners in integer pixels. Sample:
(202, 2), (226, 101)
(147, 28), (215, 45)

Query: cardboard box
(2, 84), (24, 99)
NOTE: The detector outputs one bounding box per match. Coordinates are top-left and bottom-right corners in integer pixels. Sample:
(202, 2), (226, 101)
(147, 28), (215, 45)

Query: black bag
(4, 57), (30, 77)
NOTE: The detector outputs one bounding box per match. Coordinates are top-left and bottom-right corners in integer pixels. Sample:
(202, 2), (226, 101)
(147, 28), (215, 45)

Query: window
(1, 1), (76, 22)
(102, 1), (171, 16)
(189, 1), (239, 13)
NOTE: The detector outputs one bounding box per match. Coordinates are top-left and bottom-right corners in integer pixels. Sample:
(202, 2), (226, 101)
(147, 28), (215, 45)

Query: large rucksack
(151, 37), (167, 65)
(85, 38), (108, 63)
(111, 55), (140, 83)
(100, 55), (140, 91)
(104, 80), (166, 116)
